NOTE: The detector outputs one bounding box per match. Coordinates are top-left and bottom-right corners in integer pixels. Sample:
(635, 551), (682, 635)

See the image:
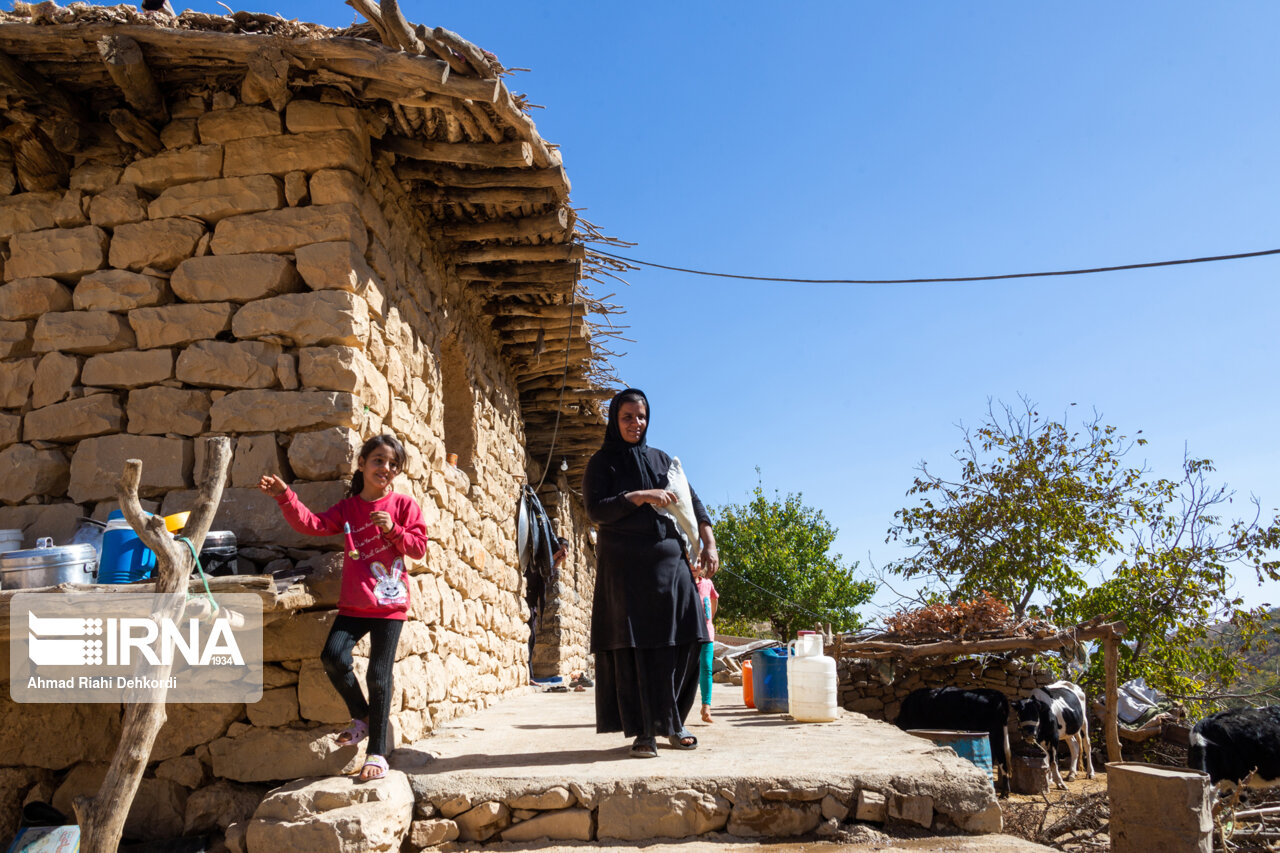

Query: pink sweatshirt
(275, 489), (429, 620)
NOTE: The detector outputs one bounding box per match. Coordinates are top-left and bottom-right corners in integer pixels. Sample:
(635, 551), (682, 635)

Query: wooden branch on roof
(415, 26), (471, 75)
(515, 361), (587, 381)
(490, 86), (557, 168)
(397, 160), (568, 192)
(505, 338), (593, 358)
(414, 185), (557, 207)
(462, 100), (504, 143)
(96, 35), (167, 125)
(456, 261), (581, 283)
(522, 388), (614, 404)
(384, 135), (532, 168)
(453, 242), (585, 264)
(484, 301), (590, 318)
(838, 619), (1126, 662)
(108, 109), (161, 155)
(344, 0), (394, 47)
(497, 320), (589, 340)
(442, 208), (572, 242)
(432, 26), (494, 77)
(467, 281), (575, 299)
(378, 0), (425, 53)
(360, 80), (437, 109)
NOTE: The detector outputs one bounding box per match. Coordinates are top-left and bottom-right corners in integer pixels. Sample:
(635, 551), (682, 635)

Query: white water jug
(787, 631), (839, 722)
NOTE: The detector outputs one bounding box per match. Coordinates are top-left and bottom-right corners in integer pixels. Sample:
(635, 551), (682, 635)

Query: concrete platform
(389, 689), (1004, 847)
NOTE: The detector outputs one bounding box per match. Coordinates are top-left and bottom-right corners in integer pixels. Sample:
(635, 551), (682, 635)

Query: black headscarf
(602, 388), (659, 491)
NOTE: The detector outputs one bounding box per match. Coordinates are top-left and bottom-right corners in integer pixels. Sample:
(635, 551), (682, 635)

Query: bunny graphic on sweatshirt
(370, 558), (408, 607)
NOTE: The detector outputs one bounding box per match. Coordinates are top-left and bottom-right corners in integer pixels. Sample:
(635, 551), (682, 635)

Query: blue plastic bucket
(751, 647), (789, 713)
(906, 730), (995, 785)
(97, 510), (156, 584)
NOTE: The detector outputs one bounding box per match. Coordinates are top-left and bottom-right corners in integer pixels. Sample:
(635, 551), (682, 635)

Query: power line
(590, 246), (1280, 285)
(716, 566), (836, 625)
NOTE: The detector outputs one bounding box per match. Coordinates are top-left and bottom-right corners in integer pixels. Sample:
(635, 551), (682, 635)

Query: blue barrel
(751, 647), (789, 713)
(906, 730), (995, 785)
(97, 510), (156, 584)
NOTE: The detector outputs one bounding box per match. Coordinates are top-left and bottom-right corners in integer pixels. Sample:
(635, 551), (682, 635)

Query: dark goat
(1189, 705), (1280, 791)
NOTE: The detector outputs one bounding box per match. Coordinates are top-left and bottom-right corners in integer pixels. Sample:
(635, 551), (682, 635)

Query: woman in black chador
(583, 388), (719, 758)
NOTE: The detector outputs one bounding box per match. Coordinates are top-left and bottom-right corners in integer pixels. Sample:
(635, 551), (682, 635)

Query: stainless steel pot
(0, 538), (97, 590)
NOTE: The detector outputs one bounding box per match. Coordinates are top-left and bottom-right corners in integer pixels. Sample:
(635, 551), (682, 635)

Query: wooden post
(1105, 633), (1122, 764)
(73, 437), (231, 853)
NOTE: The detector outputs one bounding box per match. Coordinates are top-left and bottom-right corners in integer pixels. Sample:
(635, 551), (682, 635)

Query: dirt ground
(1000, 770), (1109, 850)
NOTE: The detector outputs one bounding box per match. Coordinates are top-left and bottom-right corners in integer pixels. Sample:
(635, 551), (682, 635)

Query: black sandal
(667, 729), (697, 750)
(629, 736), (658, 758)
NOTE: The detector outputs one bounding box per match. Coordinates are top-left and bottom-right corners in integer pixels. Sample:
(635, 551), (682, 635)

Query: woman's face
(617, 400), (647, 445)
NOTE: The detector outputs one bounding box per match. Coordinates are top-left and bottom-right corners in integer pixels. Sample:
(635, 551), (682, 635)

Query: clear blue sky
(183, 2), (1280, 618)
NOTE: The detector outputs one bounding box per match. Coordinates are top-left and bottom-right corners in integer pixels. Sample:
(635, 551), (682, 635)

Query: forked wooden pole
(73, 437), (231, 853)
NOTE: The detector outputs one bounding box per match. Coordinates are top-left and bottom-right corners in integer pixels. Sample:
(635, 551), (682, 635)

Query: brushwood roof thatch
(0, 0), (627, 486)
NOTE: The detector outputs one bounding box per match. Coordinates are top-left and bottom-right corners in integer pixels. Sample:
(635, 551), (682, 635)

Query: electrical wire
(590, 246), (1280, 285)
(716, 565), (838, 625)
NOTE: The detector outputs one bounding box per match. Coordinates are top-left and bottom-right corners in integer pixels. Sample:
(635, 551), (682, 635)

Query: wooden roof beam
(441, 208), (572, 242)
(484, 301), (589, 318)
(413, 185), (557, 207)
(384, 135), (532, 168)
(97, 35), (168, 125)
(456, 260), (581, 283)
(396, 162), (570, 192)
(496, 313), (586, 333)
(452, 243), (586, 265)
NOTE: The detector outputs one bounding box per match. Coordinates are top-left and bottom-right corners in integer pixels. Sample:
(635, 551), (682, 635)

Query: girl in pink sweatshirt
(260, 434), (428, 781)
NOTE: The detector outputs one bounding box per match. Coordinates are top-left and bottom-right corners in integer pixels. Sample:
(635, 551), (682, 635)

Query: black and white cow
(1012, 680), (1094, 789)
(896, 686), (1012, 789)
(1188, 705), (1280, 791)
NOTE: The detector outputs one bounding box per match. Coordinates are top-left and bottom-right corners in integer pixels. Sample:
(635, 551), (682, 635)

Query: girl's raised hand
(258, 474), (287, 497)
(370, 510), (394, 533)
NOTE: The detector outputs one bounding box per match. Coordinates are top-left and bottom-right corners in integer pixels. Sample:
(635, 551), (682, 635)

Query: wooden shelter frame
(833, 616), (1128, 763)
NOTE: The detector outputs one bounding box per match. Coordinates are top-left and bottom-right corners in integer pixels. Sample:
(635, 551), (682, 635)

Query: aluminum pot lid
(0, 540), (97, 571)
(197, 531), (237, 549)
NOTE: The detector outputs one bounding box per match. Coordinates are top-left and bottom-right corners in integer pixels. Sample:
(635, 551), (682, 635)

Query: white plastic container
(787, 631), (839, 722)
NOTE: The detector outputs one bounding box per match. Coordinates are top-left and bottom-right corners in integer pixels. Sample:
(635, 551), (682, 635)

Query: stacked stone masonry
(0, 92), (596, 844)
(838, 656), (1054, 723)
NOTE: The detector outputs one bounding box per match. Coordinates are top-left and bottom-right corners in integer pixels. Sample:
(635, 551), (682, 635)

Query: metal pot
(0, 538), (97, 590)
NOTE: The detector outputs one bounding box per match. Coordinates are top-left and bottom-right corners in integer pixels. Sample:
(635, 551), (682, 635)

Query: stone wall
(839, 656), (1055, 723)
(0, 91), (585, 841)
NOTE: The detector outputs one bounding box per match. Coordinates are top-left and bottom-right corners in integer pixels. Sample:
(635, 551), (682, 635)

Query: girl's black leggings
(320, 615), (403, 757)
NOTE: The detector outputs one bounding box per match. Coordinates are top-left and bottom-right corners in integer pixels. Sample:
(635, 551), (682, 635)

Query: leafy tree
(1078, 457), (1280, 704)
(712, 476), (874, 638)
(887, 399), (1153, 620)
(887, 398), (1280, 704)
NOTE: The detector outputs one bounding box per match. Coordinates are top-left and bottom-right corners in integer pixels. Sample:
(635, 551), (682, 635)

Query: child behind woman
(259, 434), (428, 782)
(695, 564), (718, 723)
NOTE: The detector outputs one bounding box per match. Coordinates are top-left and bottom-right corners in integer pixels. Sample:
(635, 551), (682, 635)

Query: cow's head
(1013, 697), (1057, 744)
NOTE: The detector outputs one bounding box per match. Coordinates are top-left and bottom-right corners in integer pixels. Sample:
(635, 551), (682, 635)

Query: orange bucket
(742, 658), (755, 708)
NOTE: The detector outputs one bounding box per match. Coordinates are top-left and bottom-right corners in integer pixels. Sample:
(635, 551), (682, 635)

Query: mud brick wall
(0, 92), (585, 842)
(838, 656), (1054, 723)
